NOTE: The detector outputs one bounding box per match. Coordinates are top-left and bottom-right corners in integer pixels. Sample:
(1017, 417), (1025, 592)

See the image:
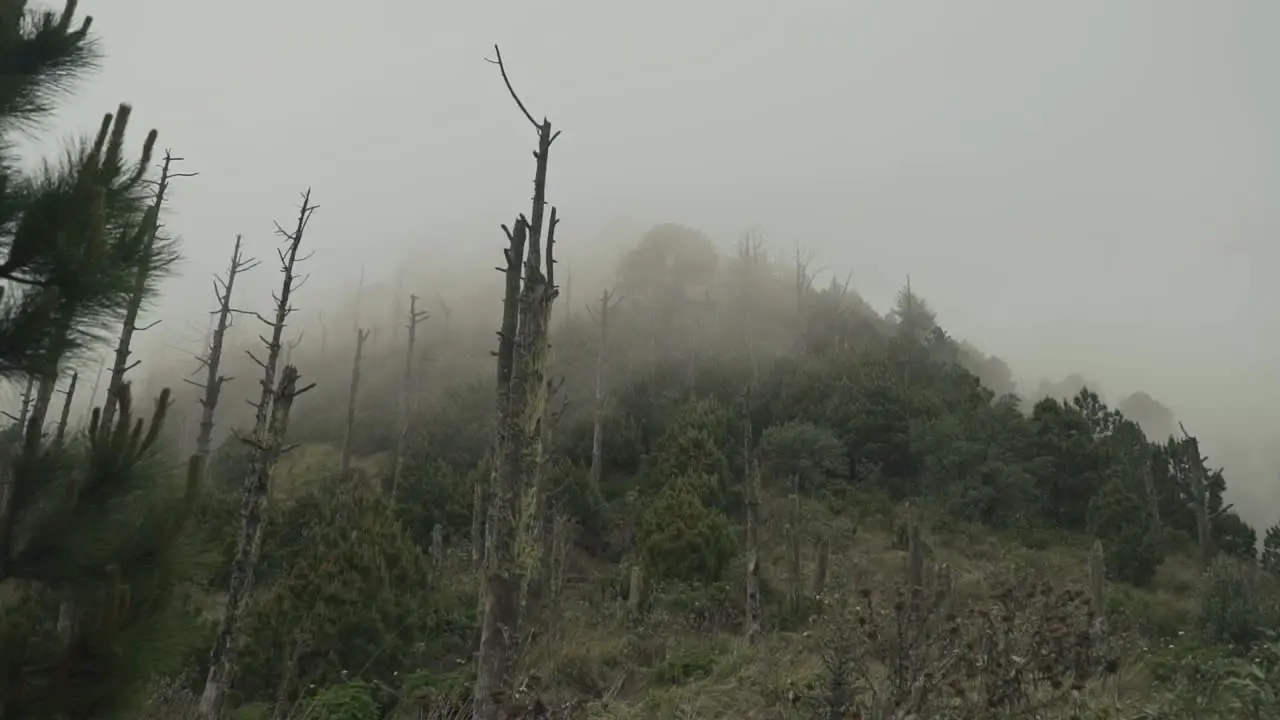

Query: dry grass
(505, 493), (1203, 719)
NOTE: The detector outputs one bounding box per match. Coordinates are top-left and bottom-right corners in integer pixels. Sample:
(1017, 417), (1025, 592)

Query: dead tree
(4, 377), (34, 431)
(389, 294), (428, 496)
(585, 289), (620, 496)
(390, 268), (407, 343)
(524, 374), (567, 617)
(1179, 422), (1216, 573)
(742, 391), (762, 643)
(53, 371), (77, 444)
(80, 356), (105, 428)
(282, 331), (304, 368)
(474, 45), (562, 720)
(100, 150), (193, 428)
(341, 328), (371, 480)
(199, 191), (318, 720)
(186, 235), (257, 465)
(560, 265), (573, 330)
(25, 376), (55, 441)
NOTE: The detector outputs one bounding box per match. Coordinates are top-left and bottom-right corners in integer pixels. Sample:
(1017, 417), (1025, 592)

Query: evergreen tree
(1261, 523), (1280, 575)
(0, 3), (204, 716)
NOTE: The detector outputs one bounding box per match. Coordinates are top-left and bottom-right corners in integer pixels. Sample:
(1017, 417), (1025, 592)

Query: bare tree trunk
(13, 376), (34, 430)
(475, 45), (563, 720)
(53, 372), (79, 641)
(27, 373), (55, 437)
(282, 332), (303, 368)
(1179, 423), (1215, 573)
(341, 328), (370, 480)
(198, 191), (317, 720)
(1141, 454), (1162, 545)
(188, 235), (257, 465)
(270, 636), (309, 720)
(101, 151), (185, 428)
(742, 393), (762, 643)
(390, 294), (427, 497)
(53, 371), (77, 444)
(198, 366), (305, 718)
(586, 289), (618, 497)
(81, 356), (105, 428)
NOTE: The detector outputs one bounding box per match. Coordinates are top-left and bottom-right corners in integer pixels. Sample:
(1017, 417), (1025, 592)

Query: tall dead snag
(99, 150), (193, 428)
(742, 391), (762, 643)
(1179, 422), (1216, 573)
(586, 289), (620, 497)
(5, 377), (34, 431)
(390, 294), (428, 496)
(282, 331), (304, 367)
(187, 235), (257, 465)
(524, 374), (567, 618)
(199, 191), (317, 720)
(53, 371), (77, 444)
(474, 45), (562, 720)
(81, 356), (105, 428)
(341, 327), (371, 480)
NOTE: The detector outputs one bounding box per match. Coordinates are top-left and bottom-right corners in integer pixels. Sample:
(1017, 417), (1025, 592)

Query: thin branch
(485, 44), (539, 130)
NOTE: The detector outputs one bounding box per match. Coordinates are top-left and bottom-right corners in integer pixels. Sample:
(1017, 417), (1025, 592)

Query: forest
(4, 4), (1280, 719)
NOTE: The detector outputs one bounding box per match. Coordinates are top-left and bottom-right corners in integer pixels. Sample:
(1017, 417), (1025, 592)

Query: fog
(21, 1), (1280, 525)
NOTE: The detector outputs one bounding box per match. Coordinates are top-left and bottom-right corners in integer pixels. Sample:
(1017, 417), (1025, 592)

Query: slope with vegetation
(4, 4), (1280, 720)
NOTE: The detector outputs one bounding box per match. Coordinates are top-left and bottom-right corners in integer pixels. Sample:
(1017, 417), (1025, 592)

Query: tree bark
(587, 289), (617, 497)
(53, 371), (77, 444)
(191, 235), (255, 464)
(474, 44), (562, 720)
(743, 397), (762, 643)
(198, 366), (303, 718)
(341, 328), (370, 480)
(390, 294), (427, 496)
(198, 191), (315, 719)
(100, 151), (177, 429)
(1180, 423), (1216, 573)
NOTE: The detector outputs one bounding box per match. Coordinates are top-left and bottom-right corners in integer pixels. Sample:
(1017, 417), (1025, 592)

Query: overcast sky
(28, 0), (1280, 515)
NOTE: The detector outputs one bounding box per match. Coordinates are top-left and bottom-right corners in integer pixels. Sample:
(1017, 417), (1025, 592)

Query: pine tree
(0, 5), (160, 380)
(0, 4), (206, 716)
(1261, 523), (1280, 575)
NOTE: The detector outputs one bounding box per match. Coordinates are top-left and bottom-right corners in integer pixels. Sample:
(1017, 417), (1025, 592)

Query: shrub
(1087, 478), (1163, 587)
(1195, 556), (1271, 649)
(638, 482), (735, 584)
(297, 681), (379, 720)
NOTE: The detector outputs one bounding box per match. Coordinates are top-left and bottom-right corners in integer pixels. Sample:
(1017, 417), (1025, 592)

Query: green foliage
(638, 482), (735, 584)
(296, 680), (379, 720)
(0, 388), (213, 718)
(1146, 636), (1280, 719)
(238, 479), (461, 706)
(1195, 557), (1275, 649)
(1088, 477), (1164, 587)
(758, 420), (847, 493)
(1215, 510), (1259, 562)
(394, 454), (474, 546)
(1030, 395), (1106, 530)
(393, 666), (473, 716)
(654, 645), (718, 685)
(1262, 523), (1280, 575)
(645, 397), (734, 506)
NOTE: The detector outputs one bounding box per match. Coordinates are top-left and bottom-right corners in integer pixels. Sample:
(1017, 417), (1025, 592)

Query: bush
(297, 681), (379, 720)
(759, 420), (848, 494)
(638, 482), (735, 584)
(1195, 557), (1272, 649)
(1087, 478), (1163, 587)
(238, 482), (445, 705)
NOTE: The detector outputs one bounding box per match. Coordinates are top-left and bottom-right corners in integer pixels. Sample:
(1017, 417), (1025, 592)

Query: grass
(498, 491), (1210, 718)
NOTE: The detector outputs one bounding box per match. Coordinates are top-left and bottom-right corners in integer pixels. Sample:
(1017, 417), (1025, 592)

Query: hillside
(138, 219), (1280, 717)
(4, 7), (1279, 720)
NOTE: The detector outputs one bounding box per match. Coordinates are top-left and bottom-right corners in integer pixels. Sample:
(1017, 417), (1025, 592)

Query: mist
(17, 0), (1279, 528)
